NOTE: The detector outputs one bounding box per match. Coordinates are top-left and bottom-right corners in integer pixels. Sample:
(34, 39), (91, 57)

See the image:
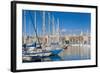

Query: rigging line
(29, 11), (42, 49)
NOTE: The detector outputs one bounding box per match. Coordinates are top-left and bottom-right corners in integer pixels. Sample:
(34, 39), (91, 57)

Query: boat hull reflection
(23, 55), (62, 63)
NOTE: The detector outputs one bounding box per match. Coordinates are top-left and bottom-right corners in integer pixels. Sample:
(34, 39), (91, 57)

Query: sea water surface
(23, 45), (91, 63)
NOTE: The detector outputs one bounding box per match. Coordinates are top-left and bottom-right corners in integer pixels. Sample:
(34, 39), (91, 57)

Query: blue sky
(22, 10), (91, 36)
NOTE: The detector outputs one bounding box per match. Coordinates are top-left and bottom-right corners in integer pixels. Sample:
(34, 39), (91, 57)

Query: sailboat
(41, 12), (63, 55)
(23, 11), (63, 60)
(23, 11), (52, 59)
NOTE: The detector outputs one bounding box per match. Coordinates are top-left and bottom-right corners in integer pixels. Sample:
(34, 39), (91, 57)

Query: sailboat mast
(52, 16), (55, 35)
(57, 18), (60, 42)
(29, 20), (31, 37)
(29, 11), (42, 48)
(24, 10), (26, 44)
(48, 13), (50, 35)
(48, 13), (51, 44)
(34, 11), (36, 33)
(42, 11), (45, 36)
(34, 11), (37, 42)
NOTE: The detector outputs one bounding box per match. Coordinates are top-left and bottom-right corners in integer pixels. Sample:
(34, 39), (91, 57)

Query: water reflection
(23, 55), (62, 63)
(23, 45), (91, 63)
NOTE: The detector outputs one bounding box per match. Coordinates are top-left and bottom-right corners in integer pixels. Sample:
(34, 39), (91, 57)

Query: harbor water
(23, 45), (91, 63)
